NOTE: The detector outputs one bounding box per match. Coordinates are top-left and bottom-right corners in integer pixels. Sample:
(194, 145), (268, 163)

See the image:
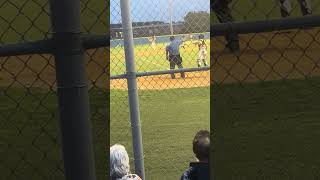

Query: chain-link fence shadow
(81, 0), (108, 178)
(0, 0), (107, 179)
(211, 9), (320, 179)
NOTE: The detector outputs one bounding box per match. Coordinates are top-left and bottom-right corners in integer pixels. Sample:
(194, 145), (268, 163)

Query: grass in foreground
(110, 87), (210, 179)
(0, 87), (107, 180)
(212, 77), (320, 179)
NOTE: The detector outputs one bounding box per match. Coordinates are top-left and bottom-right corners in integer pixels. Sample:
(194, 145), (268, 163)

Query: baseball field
(1, 0), (320, 179)
(110, 27), (320, 179)
(110, 39), (211, 89)
(110, 37), (211, 179)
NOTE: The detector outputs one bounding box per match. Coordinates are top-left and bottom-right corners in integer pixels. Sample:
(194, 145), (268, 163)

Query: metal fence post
(120, 0), (146, 179)
(49, 0), (97, 180)
(169, 0), (174, 35)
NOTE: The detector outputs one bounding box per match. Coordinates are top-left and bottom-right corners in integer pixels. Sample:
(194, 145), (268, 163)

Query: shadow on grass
(0, 87), (107, 180)
(212, 77), (320, 179)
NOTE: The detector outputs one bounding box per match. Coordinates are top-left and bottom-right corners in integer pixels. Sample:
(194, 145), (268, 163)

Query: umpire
(166, 36), (185, 79)
(212, 0), (240, 54)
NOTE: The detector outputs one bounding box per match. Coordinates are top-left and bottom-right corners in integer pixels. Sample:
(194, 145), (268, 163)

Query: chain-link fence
(110, 0), (210, 179)
(211, 1), (320, 179)
(110, 0), (320, 179)
(211, 0), (320, 22)
(0, 0), (107, 179)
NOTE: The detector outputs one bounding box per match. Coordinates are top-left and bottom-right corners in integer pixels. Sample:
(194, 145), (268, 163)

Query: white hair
(110, 144), (130, 178)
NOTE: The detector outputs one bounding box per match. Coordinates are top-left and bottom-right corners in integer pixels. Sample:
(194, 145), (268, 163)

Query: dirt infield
(0, 48), (107, 89)
(213, 28), (320, 84)
(110, 71), (210, 90)
(111, 28), (320, 90)
(1, 29), (319, 90)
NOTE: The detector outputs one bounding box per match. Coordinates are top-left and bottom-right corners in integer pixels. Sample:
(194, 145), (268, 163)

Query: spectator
(180, 130), (210, 180)
(110, 144), (142, 180)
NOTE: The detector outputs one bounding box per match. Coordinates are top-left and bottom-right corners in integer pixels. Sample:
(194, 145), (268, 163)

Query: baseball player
(194, 34), (208, 67)
(280, 0), (312, 17)
(189, 34), (194, 43)
(166, 36), (185, 79)
(148, 35), (157, 50)
(212, 0), (240, 54)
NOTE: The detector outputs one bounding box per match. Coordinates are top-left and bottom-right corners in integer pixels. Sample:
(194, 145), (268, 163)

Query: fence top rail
(110, 66), (210, 80)
(211, 15), (320, 36)
(0, 34), (110, 58)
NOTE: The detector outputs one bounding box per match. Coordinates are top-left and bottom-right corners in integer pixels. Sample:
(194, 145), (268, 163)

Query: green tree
(184, 11), (210, 33)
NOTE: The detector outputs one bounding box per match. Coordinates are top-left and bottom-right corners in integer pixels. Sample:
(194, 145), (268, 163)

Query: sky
(110, 0), (210, 24)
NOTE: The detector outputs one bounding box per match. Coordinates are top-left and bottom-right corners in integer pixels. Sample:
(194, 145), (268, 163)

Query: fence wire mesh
(212, 27), (320, 180)
(110, 0), (320, 179)
(0, 0), (107, 179)
(211, 1), (320, 179)
(212, 0), (319, 22)
(110, 0), (210, 179)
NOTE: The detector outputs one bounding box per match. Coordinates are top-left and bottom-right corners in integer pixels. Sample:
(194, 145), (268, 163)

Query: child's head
(193, 130), (210, 162)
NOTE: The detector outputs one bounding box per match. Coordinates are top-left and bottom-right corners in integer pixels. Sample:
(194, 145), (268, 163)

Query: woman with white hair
(110, 144), (142, 180)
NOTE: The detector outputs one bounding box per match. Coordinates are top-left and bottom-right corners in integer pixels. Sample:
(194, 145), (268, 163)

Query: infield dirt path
(1, 29), (319, 90)
(111, 28), (320, 90)
(0, 48), (108, 89)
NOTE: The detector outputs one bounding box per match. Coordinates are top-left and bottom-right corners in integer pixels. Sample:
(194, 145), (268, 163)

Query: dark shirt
(180, 162), (209, 180)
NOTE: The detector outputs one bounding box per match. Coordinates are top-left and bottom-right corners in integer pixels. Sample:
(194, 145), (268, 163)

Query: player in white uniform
(194, 34), (208, 67)
(148, 35), (156, 50)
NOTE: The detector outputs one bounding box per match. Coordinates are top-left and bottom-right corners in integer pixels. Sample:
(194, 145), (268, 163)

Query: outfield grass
(111, 1), (320, 179)
(211, 0), (320, 23)
(1, 0), (319, 43)
(110, 87), (210, 179)
(0, 87), (107, 180)
(2, 1), (320, 179)
(0, 0), (106, 43)
(110, 39), (211, 76)
(212, 77), (320, 179)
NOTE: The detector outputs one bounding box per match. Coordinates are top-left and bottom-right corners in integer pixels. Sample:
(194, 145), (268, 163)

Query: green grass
(110, 87), (210, 179)
(2, 0), (319, 43)
(211, 0), (320, 23)
(0, 87), (107, 180)
(2, 1), (320, 179)
(110, 40), (211, 75)
(212, 77), (320, 179)
(110, 1), (320, 179)
(0, 0), (106, 43)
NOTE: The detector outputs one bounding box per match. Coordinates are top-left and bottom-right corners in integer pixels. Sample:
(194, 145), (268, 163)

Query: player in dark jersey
(166, 36), (185, 79)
